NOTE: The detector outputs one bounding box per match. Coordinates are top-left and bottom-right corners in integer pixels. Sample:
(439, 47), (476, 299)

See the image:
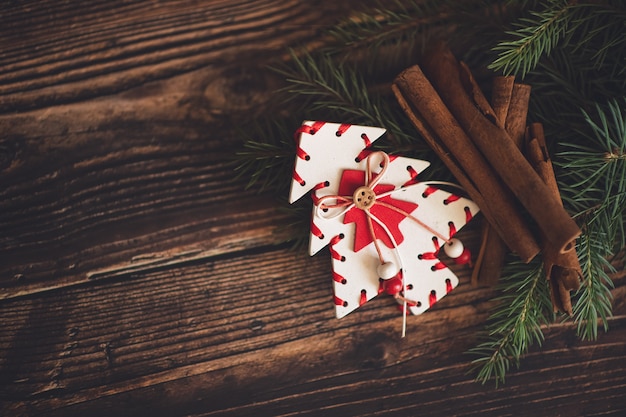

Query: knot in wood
(353, 186), (376, 210)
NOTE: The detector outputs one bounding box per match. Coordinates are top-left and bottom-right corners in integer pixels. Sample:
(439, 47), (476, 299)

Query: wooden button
(353, 186), (376, 209)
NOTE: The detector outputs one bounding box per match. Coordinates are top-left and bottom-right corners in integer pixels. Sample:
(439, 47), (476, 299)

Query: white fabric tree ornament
(289, 121), (480, 334)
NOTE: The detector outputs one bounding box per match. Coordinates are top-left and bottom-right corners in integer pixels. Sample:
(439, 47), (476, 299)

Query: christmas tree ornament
(289, 121), (480, 334)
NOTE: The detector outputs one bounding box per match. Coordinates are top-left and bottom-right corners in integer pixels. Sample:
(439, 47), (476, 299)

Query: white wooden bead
(443, 238), (464, 259)
(377, 262), (398, 280)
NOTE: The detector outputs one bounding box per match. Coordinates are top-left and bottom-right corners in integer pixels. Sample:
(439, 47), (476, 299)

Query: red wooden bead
(383, 277), (403, 295)
(453, 248), (472, 265)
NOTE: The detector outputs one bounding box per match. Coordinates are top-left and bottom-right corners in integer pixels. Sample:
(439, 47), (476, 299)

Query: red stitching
(418, 237), (446, 270)
(422, 185), (438, 198)
(329, 234), (345, 261)
(429, 290), (437, 307)
(464, 206), (473, 223)
(418, 236), (440, 259)
(355, 149), (372, 163)
(333, 271), (346, 284)
(402, 165), (420, 187)
(443, 194), (460, 205)
(311, 181), (330, 205)
(359, 289), (367, 306)
(296, 147), (310, 161)
(334, 295), (347, 307)
(294, 121), (326, 139)
(292, 169), (306, 186)
(360, 133), (371, 148)
(355, 149), (398, 163)
(431, 262), (447, 271)
(445, 278), (453, 293)
(448, 221), (457, 238)
(311, 218), (324, 239)
(293, 121), (326, 183)
(335, 123), (351, 136)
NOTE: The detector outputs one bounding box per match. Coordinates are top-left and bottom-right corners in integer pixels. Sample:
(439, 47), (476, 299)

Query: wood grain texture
(1, 249), (624, 416)
(0, 0), (347, 113)
(1, 1), (625, 416)
(0, 0), (350, 297)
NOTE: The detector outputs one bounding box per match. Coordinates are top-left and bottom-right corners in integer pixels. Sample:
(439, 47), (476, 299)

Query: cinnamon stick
(505, 83), (532, 148)
(471, 220), (508, 286)
(526, 123), (582, 314)
(458, 61), (498, 125)
(490, 76), (515, 129)
(420, 42), (580, 255)
(392, 67), (540, 262)
(471, 76), (528, 286)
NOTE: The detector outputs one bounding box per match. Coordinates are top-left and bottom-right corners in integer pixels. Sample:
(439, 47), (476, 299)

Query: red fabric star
(338, 169), (418, 252)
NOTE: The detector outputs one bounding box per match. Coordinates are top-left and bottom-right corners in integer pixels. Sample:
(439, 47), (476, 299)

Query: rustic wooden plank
(0, 246), (623, 416)
(0, 96), (298, 298)
(0, 0), (383, 298)
(0, 245), (491, 415)
(0, 29), (283, 296)
(0, 0), (364, 113)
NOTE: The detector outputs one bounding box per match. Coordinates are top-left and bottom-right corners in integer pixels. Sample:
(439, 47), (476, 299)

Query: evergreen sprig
(325, 0), (441, 54)
(558, 100), (626, 250)
(472, 98), (625, 383)
(557, 100), (625, 339)
(489, 0), (574, 77)
(273, 51), (388, 125)
(489, 0), (626, 78)
(274, 50), (447, 158)
(235, 117), (300, 193)
(469, 259), (552, 386)
(574, 225), (615, 340)
(235, 0), (625, 385)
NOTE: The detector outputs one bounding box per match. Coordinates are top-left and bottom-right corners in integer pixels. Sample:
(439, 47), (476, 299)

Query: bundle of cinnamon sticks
(392, 42), (582, 314)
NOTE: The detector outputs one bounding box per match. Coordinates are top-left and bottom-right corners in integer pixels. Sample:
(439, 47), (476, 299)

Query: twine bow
(314, 151), (450, 255)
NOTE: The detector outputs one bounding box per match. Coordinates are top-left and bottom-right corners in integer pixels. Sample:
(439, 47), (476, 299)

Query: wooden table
(2, 1), (625, 415)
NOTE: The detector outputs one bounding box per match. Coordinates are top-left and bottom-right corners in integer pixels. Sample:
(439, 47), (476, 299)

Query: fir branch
(489, 0), (574, 77)
(324, 0), (516, 77)
(557, 100), (624, 340)
(469, 99), (626, 383)
(234, 117), (299, 192)
(469, 260), (552, 386)
(528, 50), (620, 129)
(558, 99), (626, 249)
(273, 51), (382, 123)
(490, 0), (626, 78)
(573, 225), (615, 340)
(326, 0), (441, 52)
(566, 2), (626, 72)
(272, 50), (438, 157)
